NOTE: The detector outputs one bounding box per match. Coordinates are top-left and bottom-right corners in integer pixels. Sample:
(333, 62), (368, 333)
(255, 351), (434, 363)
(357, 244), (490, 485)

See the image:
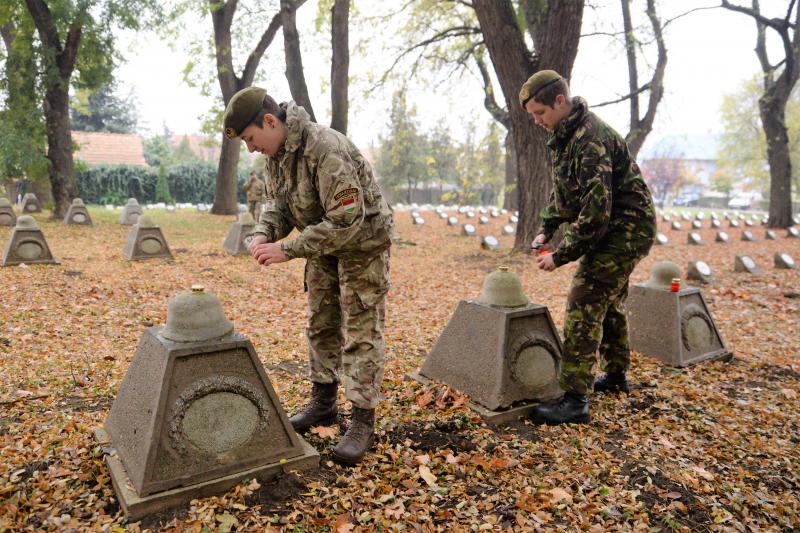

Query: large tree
(12, 0), (156, 218)
(70, 81), (139, 133)
(721, 0), (799, 227)
(473, 0), (584, 251)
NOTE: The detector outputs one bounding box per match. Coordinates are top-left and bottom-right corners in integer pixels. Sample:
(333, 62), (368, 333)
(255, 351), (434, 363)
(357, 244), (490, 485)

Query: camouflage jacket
(539, 97), (656, 267)
(243, 176), (265, 202)
(253, 102), (394, 259)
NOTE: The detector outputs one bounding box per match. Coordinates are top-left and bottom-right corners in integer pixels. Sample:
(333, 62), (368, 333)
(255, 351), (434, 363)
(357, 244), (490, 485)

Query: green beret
(223, 87), (268, 139)
(518, 70), (563, 109)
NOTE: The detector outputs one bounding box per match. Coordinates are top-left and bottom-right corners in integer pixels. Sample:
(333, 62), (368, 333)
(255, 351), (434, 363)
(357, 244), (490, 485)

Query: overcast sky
(115, 0), (789, 153)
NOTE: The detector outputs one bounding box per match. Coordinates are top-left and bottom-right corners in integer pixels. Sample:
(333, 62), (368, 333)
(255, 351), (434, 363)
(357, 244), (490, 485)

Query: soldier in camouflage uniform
(519, 70), (657, 425)
(222, 87), (394, 463)
(243, 170), (265, 220)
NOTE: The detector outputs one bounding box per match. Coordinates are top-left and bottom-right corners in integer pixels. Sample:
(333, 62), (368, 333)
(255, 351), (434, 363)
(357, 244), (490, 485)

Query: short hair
(249, 94), (287, 128)
(532, 78), (571, 107)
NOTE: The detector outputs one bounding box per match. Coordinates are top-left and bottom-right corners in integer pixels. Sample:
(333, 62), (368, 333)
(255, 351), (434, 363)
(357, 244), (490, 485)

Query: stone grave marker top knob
(644, 261), (680, 290)
(16, 215), (38, 230)
(160, 287), (234, 343)
(477, 267), (529, 308)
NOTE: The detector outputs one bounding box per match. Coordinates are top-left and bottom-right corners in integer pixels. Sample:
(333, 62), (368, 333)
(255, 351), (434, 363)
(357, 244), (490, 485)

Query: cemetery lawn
(1, 207), (799, 532)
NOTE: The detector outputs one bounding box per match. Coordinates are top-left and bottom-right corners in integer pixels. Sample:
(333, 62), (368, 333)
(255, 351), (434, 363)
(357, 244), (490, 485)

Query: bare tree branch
(474, 54), (509, 128)
(720, 0), (795, 31)
(593, 83), (652, 108)
(662, 5), (720, 30)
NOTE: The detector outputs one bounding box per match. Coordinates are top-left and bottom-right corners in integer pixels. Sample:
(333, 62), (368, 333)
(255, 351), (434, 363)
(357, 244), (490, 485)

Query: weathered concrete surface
(222, 213), (255, 256)
(64, 198), (93, 225)
(20, 193), (41, 214)
(626, 285), (731, 367)
(734, 255), (762, 274)
(416, 300), (562, 412)
(0, 198), (16, 227)
(119, 198), (143, 225)
(1, 216), (58, 266)
(122, 220), (173, 261)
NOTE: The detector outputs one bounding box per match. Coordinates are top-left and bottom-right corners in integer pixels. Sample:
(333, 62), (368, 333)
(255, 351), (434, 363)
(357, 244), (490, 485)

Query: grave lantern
(122, 214), (173, 261)
(626, 261), (731, 367)
(1, 215), (58, 266)
(409, 267), (562, 422)
(97, 286), (318, 520)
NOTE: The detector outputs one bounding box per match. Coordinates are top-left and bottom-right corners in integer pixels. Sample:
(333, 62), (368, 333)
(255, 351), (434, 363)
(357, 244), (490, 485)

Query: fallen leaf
(548, 487), (572, 503)
(310, 425), (338, 439)
(419, 465), (438, 488)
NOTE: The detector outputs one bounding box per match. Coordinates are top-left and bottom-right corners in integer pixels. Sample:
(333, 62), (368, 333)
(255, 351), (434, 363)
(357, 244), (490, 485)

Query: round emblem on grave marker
(16, 240), (43, 260)
(508, 335), (558, 391)
(462, 224), (476, 236)
(696, 261), (711, 276)
(742, 256), (756, 269)
(780, 253), (796, 267)
(656, 233), (668, 245)
(140, 237), (164, 254)
(72, 213), (86, 223)
(681, 305), (715, 352)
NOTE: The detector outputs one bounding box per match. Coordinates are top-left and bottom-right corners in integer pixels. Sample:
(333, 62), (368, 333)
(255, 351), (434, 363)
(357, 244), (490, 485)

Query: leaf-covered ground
(0, 207), (798, 532)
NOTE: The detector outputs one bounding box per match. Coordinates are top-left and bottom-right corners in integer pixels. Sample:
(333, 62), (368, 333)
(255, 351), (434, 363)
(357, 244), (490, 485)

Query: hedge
(75, 163), (248, 205)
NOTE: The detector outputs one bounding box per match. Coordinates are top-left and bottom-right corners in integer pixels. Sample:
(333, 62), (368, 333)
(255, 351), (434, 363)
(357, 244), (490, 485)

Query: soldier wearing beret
(519, 70), (657, 425)
(223, 87), (394, 463)
(243, 170), (265, 220)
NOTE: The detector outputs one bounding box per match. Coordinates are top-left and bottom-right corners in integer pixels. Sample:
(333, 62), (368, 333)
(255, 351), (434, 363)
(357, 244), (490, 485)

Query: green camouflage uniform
(538, 97), (656, 396)
(243, 175), (265, 220)
(252, 102), (394, 409)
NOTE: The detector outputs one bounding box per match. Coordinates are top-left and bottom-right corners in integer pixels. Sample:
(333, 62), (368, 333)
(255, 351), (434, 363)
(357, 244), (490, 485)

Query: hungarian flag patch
(334, 187), (359, 213)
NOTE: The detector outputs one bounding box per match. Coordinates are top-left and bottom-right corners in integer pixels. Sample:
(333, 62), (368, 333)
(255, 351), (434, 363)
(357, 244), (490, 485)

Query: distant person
(242, 170), (265, 219)
(519, 70), (657, 425)
(223, 87), (394, 464)
(16, 174), (29, 205)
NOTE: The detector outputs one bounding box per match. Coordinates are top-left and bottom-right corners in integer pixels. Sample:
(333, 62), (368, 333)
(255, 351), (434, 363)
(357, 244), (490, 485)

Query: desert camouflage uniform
(243, 174), (265, 220)
(252, 102), (394, 409)
(538, 97), (656, 396)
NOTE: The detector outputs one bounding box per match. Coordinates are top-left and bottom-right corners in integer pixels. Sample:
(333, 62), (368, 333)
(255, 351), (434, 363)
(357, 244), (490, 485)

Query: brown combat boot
(332, 407), (375, 464)
(288, 382), (338, 433)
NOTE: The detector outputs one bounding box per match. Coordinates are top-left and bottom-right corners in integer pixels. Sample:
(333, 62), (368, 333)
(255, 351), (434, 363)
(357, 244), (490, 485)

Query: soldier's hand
(536, 252), (556, 272)
(252, 242), (289, 266)
(531, 233), (547, 249)
(248, 234), (268, 256)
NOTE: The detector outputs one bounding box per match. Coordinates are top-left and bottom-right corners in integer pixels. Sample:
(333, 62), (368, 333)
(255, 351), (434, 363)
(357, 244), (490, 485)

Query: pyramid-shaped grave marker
(64, 198), (93, 225)
(2, 215), (57, 266)
(122, 214), (173, 260)
(0, 198), (16, 227)
(20, 193), (42, 213)
(223, 212), (255, 256)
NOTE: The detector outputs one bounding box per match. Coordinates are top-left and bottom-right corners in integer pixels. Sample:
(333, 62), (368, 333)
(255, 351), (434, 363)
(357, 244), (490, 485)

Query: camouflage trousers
(304, 249), (390, 409)
(559, 246), (650, 396)
(248, 201), (261, 220)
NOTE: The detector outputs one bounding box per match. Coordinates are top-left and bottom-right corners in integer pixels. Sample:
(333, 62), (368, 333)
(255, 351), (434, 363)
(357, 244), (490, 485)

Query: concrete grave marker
(412, 216), (426, 225)
(97, 286), (318, 520)
(737, 214), (746, 220)
(122, 214), (173, 261)
(671, 221), (682, 231)
(64, 198), (93, 225)
(787, 227), (799, 238)
(710, 219), (721, 229)
(2, 215), (58, 266)
(687, 260), (714, 283)
(774, 252), (797, 269)
(409, 267), (562, 422)
(479, 216), (490, 225)
(465, 211), (475, 219)
(729, 219), (740, 228)
(509, 215), (518, 224)
(734, 255), (761, 274)
(744, 219), (754, 227)
(20, 193), (42, 213)
(481, 235), (500, 251)
(687, 232), (703, 245)
(0, 198), (16, 227)
(223, 212), (256, 256)
(490, 210), (500, 218)
(741, 230), (756, 242)
(715, 231), (729, 243)
(439, 212), (448, 220)
(502, 224), (515, 236)
(765, 229), (778, 240)
(447, 216), (459, 226)
(692, 220), (702, 229)
(626, 261), (731, 367)
(662, 214), (671, 223)
(681, 212), (691, 221)
(655, 233), (668, 245)
(478, 207), (488, 214)
(462, 224), (476, 236)
(794, 214), (800, 224)
(119, 198), (143, 225)
(695, 212), (705, 220)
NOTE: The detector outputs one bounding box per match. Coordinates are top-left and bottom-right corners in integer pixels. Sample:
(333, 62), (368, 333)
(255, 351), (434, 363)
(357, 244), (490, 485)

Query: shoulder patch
(334, 187), (359, 201)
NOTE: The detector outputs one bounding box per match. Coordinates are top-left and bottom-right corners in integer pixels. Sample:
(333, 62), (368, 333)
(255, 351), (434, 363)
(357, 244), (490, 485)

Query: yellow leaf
(419, 465), (438, 488)
(548, 487), (572, 503)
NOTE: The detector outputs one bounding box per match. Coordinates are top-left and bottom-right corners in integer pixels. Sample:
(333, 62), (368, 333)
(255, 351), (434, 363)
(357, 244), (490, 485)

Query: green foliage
(717, 76), (800, 196)
(143, 135), (172, 167)
(155, 164), (173, 204)
(70, 81), (139, 133)
(166, 163), (217, 204)
(170, 136), (202, 165)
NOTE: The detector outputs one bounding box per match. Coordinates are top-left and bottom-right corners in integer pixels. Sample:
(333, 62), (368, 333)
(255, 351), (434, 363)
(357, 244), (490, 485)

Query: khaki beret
(518, 70), (563, 109)
(223, 87), (268, 139)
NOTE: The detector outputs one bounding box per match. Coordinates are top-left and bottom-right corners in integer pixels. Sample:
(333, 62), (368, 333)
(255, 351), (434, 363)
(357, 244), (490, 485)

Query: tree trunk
(214, 138), (240, 213)
(503, 132), (518, 210)
(330, 0), (349, 134)
(282, 0), (316, 122)
(473, 0), (584, 252)
(42, 86), (77, 218)
(760, 99), (793, 227)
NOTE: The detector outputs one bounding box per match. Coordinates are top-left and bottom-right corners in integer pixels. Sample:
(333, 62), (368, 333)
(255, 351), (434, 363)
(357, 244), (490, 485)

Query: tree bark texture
(330, 0), (349, 134)
(282, 0), (316, 122)
(722, 0), (798, 227)
(474, 0), (584, 252)
(503, 132), (518, 210)
(209, 0), (284, 215)
(25, 0), (81, 219)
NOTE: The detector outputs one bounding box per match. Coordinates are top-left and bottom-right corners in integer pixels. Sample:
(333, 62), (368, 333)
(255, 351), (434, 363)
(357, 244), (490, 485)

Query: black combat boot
(289, 382), (338, 433)
(593, 372), (630, 394)
(332, 407), (375, 464)
(529, 392), (590, 425)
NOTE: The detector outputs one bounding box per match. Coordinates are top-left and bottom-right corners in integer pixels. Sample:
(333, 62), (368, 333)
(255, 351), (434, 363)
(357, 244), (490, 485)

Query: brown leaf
(310, 425), (338, 439)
